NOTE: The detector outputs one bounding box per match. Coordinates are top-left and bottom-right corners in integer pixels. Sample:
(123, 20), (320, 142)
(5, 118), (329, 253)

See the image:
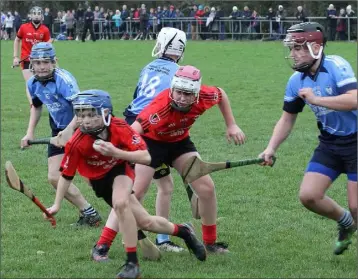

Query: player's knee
(113, 198), (130, 214)
(299, 191), (319, 207)
(48, 174), (60, 188)
(196, 181), (215, 200)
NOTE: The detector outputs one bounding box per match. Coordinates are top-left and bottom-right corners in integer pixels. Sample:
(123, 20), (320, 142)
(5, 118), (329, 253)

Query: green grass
(1, 40), (357, 278)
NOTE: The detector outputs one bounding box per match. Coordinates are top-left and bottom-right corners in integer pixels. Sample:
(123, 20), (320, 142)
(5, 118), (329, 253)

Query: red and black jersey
(60, 117), (147, 180)
(137, 85), (222, 142)
(16, 23), (50, 61)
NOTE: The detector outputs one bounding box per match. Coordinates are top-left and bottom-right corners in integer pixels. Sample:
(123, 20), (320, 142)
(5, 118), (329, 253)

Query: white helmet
(152, 27), (187, 61)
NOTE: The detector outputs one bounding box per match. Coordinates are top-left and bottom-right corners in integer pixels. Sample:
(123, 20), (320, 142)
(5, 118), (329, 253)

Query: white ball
(93, 139), (103, 149)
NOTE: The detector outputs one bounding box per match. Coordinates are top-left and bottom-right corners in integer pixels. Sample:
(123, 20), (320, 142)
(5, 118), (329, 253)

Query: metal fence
(48, 16), (357, 41)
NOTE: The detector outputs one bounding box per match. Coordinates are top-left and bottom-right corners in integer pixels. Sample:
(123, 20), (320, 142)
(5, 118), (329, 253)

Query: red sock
(97, 226), (117, 247)
(202, 224), (216, 245)
(125, 246), (137, 253)
(172, 224), (179, 235)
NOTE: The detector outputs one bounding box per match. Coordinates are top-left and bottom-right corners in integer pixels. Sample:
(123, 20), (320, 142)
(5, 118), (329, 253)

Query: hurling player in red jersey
(46, 90), (206, 279)
(131, 65), (246, 254)
(13, 6), (51, 104)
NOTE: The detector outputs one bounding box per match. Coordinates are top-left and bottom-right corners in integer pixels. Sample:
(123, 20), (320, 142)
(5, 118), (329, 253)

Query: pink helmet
(170, 65), (202, 110)
(171, 65), (201, 95)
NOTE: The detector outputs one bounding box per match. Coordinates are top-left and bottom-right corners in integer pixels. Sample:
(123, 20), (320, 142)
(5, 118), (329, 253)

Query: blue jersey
(283, 54), (357, 140)
(124, 57), (179, 116)
(27, 69), (80, 129)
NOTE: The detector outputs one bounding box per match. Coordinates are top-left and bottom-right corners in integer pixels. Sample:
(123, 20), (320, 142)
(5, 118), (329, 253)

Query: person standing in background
(43, 8), (53, 37)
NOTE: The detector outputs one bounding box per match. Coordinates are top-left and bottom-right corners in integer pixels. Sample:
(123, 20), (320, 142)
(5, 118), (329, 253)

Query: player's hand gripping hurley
(5, 161), (56, 228)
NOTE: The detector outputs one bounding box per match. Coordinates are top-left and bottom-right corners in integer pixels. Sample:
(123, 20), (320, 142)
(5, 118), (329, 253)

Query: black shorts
(48, 129), (65, 158)
(144, 136), (197, 169)
(306, 140), (357, 181)
(89, 163), (135, 207)
(48, 117), (65, 158)
(124, 114), (170, 179)
(21, 61), (30, 70)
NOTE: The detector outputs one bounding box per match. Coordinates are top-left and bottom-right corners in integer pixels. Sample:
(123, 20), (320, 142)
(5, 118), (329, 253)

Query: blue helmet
(30, 42), (56, 81)
(73, 89), (113, 114)
(73, 90), (113, 135)
(30, 42), (56, 61)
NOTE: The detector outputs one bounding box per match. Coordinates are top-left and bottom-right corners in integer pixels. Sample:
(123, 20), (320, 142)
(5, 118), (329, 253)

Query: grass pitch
(1, 40), (357, 278)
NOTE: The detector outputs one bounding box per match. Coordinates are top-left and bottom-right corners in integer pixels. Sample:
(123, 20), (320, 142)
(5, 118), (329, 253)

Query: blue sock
(338, 210), (353, 228)
(156, 234), (170, 244)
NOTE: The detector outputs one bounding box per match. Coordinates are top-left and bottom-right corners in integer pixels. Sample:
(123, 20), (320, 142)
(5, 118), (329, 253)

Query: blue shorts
(306, 141), (357, 182)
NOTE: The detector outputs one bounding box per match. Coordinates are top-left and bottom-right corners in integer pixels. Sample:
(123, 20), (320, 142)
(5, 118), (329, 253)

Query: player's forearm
(114, 149), (151, 165)
(217, 89), (236, 127)
(26, 106), (42, 136)
(13, 38), (20, 57)
(267, 113), (297, 152)
(313, 91), (357, 111)
(54, 176), (72, 208)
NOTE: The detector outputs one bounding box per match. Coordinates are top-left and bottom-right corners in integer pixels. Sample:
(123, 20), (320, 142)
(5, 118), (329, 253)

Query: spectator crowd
(1, 3), (356, 42)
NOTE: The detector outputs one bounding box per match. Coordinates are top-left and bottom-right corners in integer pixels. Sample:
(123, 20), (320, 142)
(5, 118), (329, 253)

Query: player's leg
(112, 175), (141, 279)
(47, 145), (101, 227)
(344, 141), (357, 226)
(334, 142), (358, 255)
(347, 180), (357, 225)
(171, 138), (228, 254)
(130, 193), (206, 261)
(333, 179), (358, 255)
(21, 65), (34, 104)
(153, 169), (184, 252)
(92, 208), (118, 262)
(299, 142), (355, 254)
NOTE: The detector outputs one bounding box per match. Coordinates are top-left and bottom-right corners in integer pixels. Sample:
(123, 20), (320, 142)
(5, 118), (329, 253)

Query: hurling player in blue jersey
(259, 22), (357, 255)
(20, 42), (102, 227)
(90, 28), (188, 262)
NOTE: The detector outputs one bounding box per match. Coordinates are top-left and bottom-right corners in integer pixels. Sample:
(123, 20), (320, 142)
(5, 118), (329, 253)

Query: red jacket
(195, 10), (205, 25)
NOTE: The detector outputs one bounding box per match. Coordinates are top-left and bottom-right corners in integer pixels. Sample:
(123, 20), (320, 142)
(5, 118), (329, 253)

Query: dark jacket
(75, 9), (84, 20)
(43, 12), (53, 26)
(326, 9), (337, 27)
(84, 11), (94, 24)
(14, 14), (22, 29)
(295, 11), (307, 22)
(121, 10), (129, 21)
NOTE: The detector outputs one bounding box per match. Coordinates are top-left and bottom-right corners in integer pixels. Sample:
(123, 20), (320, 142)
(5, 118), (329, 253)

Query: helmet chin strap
(170, 101), (191, 113)
(80, 125), (106, 136)
(307, 43), (323, 60)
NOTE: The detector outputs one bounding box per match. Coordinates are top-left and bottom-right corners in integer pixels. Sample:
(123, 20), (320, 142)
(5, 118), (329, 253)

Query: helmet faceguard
(30, 42), (57, 82)
(73, 90), (113, 136)
(170, 66), (201, 112)
(152, 27), (187, 62)
(283, 22), (326, 72)
(30, 6), (43, 24)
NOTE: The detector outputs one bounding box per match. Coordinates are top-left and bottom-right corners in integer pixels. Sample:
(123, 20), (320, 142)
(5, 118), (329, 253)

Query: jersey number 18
(138, 73), (161, 98)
